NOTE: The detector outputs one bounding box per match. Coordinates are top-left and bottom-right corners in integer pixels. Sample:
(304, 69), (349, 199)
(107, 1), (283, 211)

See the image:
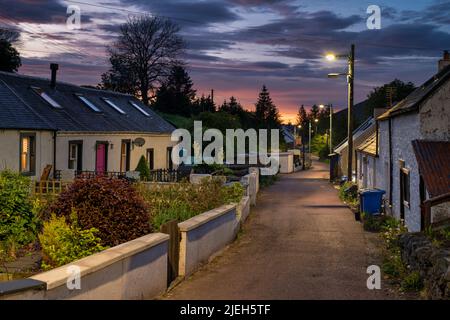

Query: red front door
(96, 143), (107, 173)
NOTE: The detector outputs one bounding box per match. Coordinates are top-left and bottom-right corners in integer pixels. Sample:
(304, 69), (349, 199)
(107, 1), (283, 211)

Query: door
(96, 142), (108, 173)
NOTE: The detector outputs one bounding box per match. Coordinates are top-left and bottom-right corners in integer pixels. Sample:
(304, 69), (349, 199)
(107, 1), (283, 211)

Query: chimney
(50, 63), (59, 89)
(438, 50), (450, 72)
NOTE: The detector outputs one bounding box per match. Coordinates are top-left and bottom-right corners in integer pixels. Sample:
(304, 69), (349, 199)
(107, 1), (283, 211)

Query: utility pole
(347, 44), (355, 182)
(329, 103), (333, 154)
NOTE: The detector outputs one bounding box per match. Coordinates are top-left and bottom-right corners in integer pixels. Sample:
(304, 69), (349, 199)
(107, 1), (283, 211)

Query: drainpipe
(53, 131), (57, 178)
(388, 118), (393, 207)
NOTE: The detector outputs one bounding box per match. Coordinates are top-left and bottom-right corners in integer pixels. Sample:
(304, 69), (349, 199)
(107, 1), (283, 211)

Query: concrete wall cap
(30, 233), (169, 290)
(178, 204), (237, 232)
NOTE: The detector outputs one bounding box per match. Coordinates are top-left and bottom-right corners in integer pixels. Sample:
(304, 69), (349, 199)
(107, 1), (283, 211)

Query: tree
(192, 94), (216, 114)
(99, 54), (138, 95)
(135, 155), (150, 180)
(255, 85), (281, 129)
(100, 15), (184, 105)
(296, 105), (307, 128)
(220, 96), (243, 115)
(0, 28), (21, 72)
(153, 65), (196, 116)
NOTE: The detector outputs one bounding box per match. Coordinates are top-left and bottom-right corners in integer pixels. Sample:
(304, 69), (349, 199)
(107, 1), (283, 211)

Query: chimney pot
(50, 63), (59, 89)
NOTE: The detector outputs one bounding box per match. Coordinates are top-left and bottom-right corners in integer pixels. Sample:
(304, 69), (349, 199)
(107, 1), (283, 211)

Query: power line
(64, 0), (444, 53)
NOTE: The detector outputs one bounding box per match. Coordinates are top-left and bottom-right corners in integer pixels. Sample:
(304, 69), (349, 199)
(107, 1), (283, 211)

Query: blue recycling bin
(360, 189), (386, 215)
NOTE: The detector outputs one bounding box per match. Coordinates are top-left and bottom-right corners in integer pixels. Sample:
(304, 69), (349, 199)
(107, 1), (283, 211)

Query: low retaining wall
(399, 233), (450, 299)
(237, 196), (251, 223)
(0, 233), (169, 300)
(241, 173), (258, 206)
(178, 204), (237, 277)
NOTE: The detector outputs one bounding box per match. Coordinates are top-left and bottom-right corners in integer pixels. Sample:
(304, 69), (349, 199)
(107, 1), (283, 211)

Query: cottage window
(68, 141), (83, 171)
(147, 148), (154, 170)
(20, 133), (36, 175)
(103, 98), (126, 115)
(77, 95), (102, 113)
(400, 167), (410, 208)
(167, 147), (173, 170)
(120, 140), (131, 172)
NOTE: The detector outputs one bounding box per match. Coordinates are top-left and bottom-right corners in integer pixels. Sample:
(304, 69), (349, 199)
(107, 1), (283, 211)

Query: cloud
(0, 0), (93, 24)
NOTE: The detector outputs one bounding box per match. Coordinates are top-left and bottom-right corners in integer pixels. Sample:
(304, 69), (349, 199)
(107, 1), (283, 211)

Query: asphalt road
(163, 161), (396, 300)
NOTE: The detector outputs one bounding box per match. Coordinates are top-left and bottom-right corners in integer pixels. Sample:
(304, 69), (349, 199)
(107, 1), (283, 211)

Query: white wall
(0, 129), (54, 179)
(56, 132), (175, 173)
(391, 113), (422, 232)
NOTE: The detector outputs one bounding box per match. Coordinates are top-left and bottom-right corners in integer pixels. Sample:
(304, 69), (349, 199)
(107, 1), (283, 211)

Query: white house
(0, 64), (177, 180)
(358, 51), (450, 232)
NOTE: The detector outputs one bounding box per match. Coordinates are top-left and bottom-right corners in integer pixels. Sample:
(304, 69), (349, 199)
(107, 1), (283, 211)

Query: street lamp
(319, 104), (333, 154)
(325, 44), (355, 182)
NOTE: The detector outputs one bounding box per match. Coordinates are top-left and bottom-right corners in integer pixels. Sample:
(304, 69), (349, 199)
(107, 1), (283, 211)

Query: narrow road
(163, 161), (395, 300)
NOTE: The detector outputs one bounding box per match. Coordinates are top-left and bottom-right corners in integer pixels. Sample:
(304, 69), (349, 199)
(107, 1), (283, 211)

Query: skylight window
(103, 98), (126, 115)
(31, 87), (62, 109)
(77, 95), (101, 113)
(130, 101), (150, 117)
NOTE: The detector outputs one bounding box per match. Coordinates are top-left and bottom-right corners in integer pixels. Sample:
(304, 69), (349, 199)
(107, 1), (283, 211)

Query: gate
(160, 220), (180, 285)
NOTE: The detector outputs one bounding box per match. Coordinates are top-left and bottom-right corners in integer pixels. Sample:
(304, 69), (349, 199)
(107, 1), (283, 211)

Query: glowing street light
(325, 44), (355, 182)
(325, 53), (336, 61)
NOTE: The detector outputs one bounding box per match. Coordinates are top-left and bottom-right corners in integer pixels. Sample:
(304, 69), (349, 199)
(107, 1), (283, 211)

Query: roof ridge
(0, 70), (134, 97)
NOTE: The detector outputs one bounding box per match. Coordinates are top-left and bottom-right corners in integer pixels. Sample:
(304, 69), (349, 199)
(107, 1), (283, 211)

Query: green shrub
(0, 170), (40, 257)
(39, 211), (106, 270)
(135, 155), (150, 180)
(362, 213), (385, 232)
(139, 177), (243, 230)
(221, 183), (244, 204)
(47, 176), (151, 247)
(401, 271), (423, 292)
(338, 181), (359, 205)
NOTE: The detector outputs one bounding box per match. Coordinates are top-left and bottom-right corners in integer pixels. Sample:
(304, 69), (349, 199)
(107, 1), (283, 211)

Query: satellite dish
(133, 137), (145, 147)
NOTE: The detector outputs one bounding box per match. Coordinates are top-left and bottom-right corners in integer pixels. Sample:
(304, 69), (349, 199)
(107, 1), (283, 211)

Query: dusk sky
(1, 0), (450, 123)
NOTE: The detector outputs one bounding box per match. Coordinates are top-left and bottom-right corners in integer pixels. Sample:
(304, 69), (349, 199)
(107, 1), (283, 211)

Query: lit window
(130, 101), (150, 117)
(32, 87), (62, 108)
(77, 95), (101, 113)
(20, 133), (36, 175)
(103, 98), (126, 115)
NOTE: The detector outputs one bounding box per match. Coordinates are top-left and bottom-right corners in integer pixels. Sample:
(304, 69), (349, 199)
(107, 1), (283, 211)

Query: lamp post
(326, 44), (355, 182)
(319, 103), (333, 154)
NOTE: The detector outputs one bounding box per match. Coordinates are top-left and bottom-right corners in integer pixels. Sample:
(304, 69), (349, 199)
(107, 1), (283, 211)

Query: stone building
(362, 52), (450, 232)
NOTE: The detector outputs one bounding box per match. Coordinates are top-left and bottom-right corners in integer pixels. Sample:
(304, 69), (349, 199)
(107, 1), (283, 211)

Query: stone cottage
(369, 52), (450, 232)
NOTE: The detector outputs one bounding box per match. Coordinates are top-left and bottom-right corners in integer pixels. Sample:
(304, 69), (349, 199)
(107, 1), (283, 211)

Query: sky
(1, 0), (449, 123)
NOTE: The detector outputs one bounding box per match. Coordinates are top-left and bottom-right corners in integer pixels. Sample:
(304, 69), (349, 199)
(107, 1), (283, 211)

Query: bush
(135, 155), (150, 180)
(260, 174), (278, 188)
(39, 211), (106, 270)
(47, 176), (151, 246)
(401, 271), (423, 292)
(0, 170), (40, 257)
(338, 181), (359, 206)
(139, 177), (243, 230)
(221, 182), (244, 204)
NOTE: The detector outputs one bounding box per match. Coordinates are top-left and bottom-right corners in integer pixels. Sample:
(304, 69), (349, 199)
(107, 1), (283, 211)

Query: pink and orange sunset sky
(2, 0), (450, 123)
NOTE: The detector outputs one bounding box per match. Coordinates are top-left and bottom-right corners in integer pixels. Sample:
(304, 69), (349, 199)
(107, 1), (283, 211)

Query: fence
(147, 169), (189, 183)
(31, 180), (71, 196)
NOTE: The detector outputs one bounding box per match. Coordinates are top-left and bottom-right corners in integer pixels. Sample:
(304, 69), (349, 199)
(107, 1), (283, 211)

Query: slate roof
(412, 140), (450, 198)
(334, 117), (375, 153)
(0, 71), (175, 133)
(378, 65), (450, 120)
(356, 131), (377, 156)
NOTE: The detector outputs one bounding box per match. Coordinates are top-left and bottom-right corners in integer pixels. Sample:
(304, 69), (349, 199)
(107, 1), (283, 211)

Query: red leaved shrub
(47, 176), (151, 246)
